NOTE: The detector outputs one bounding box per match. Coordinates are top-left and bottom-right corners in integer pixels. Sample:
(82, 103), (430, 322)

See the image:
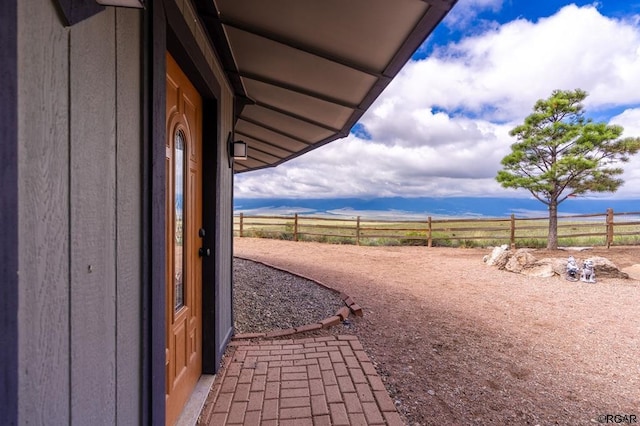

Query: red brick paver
(199, 336), (401, 425)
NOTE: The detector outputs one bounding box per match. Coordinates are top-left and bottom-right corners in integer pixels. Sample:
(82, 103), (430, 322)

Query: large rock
(538, 257), (569, 276)
(484, 245), (510, 268)
(505, 250), (538, 273)
(521, 263), (556, 278)
(502, 249), (560, 278)
(585, 256), (629, 279)
(622, 264), (640, 280)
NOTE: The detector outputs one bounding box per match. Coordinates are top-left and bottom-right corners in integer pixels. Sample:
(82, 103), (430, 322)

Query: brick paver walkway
(199, 335), (404, 425)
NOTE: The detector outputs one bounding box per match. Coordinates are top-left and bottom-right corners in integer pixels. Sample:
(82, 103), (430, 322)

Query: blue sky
(235, 1), (640, 200)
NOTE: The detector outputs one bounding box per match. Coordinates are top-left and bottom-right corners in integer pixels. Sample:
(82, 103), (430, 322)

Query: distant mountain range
(234, 197), (639, 219)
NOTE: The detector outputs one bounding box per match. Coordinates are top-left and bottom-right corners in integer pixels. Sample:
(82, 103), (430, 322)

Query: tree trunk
(547, 201), (558, 249)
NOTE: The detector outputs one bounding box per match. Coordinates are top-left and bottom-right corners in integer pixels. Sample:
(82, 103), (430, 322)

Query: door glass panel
(174, 129), (185, 310)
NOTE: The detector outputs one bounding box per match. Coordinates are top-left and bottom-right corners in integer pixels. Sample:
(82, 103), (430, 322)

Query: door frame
(145, 1), (222, 423)
(0, 0), (18, 423)
(165, 52), (205, 425)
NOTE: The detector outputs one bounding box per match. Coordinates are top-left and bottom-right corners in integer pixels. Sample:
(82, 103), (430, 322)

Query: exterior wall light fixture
(233, 141), (248, 160)
(227, 133), (248, 167)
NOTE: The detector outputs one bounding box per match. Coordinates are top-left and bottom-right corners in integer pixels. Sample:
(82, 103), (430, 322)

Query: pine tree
(496, 89), (640, 249)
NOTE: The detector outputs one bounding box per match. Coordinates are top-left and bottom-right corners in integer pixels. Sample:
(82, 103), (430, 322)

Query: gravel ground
(233, 257), (347, 333)
(234, 238), (640, 426)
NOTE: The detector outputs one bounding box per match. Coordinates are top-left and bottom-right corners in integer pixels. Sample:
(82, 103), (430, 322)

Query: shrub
(399, 231), (428, 246)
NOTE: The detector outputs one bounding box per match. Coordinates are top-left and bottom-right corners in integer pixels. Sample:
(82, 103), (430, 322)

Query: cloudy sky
(235, 0), (640, 200)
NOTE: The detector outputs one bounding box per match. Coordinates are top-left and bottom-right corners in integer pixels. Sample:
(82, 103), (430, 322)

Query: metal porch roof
(194, 0), (458, 173)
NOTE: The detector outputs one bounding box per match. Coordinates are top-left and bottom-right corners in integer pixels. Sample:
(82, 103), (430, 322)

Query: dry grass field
(234, 212), (640, 248)
(234, 238), (640, 425)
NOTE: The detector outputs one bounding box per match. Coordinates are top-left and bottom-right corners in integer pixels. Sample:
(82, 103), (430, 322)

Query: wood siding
(115, 10), (143, 424)
(70, 11), (117, 423)
(18, 0), (70, 422)
(18, 3), (142, 424)
(17, 0), (235, 422)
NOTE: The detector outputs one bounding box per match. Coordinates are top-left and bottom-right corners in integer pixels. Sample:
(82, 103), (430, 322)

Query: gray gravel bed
(233, 257), (346, 333)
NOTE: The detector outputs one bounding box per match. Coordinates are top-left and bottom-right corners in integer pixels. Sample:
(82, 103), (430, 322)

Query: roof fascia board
(419, 0), (455, 11)
(384, 3), (455, 76)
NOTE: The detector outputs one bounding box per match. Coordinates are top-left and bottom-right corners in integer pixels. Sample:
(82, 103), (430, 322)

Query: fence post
(356, 216), (361, 246)
(427, 216), (432, 247)
(294, 213), (299, 242)
(510, 214), (516, 249)
(239, 212), (244, 237)
(606, 208), (614, 248)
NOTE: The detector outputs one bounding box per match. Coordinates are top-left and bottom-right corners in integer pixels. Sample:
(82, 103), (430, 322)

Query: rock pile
(483, 245), (629, 279)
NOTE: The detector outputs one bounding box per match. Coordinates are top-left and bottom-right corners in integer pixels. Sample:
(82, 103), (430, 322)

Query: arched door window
(174, 128), (186, 310)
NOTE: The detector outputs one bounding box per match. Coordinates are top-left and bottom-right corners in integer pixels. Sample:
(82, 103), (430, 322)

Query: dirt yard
(234, 238), (640, 425)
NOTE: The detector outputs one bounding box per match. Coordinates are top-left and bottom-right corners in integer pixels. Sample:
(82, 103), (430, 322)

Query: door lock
(198, 228), (209, 256)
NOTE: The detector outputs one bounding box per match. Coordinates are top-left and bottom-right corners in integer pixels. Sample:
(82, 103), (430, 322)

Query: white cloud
(610, 107), (640, 136)
(236, 122), (516, 199)
(370, 4), (640, 124)
(442, 0), (504, 30)
(236, 4), (640, 200)
(608, 108), (640, 198)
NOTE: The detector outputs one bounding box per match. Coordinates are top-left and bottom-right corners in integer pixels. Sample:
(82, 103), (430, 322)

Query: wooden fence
(233, 209), (640, 248)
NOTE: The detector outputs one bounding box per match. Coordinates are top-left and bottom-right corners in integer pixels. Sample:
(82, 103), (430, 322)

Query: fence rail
(233, 209), (640, 248)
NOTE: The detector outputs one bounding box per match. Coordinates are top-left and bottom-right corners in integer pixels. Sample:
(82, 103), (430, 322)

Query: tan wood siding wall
(18, 3), (142, 424)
